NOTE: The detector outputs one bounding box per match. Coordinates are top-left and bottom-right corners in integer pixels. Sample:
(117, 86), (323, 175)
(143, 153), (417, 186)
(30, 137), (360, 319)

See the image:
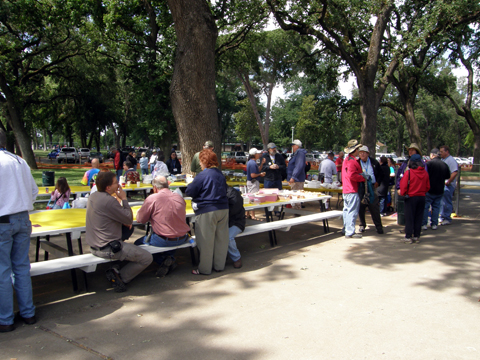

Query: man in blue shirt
(439, 145), (458, 225)
(287, 139), (306, 210)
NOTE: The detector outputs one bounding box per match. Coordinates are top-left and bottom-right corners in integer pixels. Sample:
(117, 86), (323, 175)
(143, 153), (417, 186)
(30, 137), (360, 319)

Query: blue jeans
(0, 211), (35, 325)
(135, 233), (188, 265)
(422, 193), (443, 226)
(264, 180), (283, 190)
(116, 169), (123, 181)
(150, 164), (155, 173)
(228, 226), (242, 262)
(343, 193), (360, 236)
(440, 184), (455, 221)
(141, 168), (148, 176)
(379, 196), (386, 214)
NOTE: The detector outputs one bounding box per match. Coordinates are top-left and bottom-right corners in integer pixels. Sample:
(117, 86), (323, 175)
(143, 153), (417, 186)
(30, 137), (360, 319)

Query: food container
(261, 194), (278, 202)
(253, 195), (266, 203)
(259, 188), (279, 194)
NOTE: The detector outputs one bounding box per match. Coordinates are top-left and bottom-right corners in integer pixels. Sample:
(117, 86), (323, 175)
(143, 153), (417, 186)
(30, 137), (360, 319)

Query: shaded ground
(1, 193), (479, 359)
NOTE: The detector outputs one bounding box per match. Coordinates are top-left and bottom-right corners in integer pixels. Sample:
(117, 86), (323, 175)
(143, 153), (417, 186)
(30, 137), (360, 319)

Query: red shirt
(335, 157), (343, 172)
(399, 168), (430, 197)
(136, 188), (190, 238)
(114, 151), (121, 170)
(342, 155), (365, 194)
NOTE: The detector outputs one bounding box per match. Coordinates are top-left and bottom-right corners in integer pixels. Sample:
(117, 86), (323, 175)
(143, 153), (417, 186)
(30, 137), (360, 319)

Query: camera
(109, 240), (122, 253)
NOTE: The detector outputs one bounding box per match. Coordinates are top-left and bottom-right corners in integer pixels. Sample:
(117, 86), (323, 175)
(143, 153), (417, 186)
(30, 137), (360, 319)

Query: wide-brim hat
(406, 143), (422, 156)
(344, 139), (362, 154)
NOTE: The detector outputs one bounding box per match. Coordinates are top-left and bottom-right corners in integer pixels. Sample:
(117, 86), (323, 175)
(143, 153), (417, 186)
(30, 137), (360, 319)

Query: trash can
(42, 171), (55, 186)
(397, 195), (405, 226)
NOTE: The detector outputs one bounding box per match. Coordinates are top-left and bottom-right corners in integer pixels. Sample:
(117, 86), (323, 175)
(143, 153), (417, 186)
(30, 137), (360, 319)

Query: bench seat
(30, 240), (196, 277)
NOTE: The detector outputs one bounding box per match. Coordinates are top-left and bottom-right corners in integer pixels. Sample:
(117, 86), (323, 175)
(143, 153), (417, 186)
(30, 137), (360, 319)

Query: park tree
(233, 98), (263, 148)
(0, 0), (96, 168)
(267, 0), (480, 156)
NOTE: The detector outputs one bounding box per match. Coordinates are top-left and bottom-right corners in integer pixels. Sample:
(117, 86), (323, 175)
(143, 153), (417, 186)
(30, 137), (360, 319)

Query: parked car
(227, 151), (247, 164)
(78, 148), (90, 158)
(88, 152), (104, 163)
(57, 147), (79, 163)
(47, 149), (60, 159)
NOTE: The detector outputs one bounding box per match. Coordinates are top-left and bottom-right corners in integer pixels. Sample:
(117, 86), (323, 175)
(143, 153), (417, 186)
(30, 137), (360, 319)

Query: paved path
(2, 193), (479, 359)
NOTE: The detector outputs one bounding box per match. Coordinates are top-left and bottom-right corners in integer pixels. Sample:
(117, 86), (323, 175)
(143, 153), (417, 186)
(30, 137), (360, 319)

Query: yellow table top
(38, 186), (91, 196)
(121, 183), (153, 191)
(30, 209), (87, 234)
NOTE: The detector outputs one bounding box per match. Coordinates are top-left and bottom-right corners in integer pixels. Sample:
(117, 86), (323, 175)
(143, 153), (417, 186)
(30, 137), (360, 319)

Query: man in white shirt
(148, 150), (158, 174)
(0, 130), (38, 332)
(319, 152), (337, 209)
(319, 152), (337, 184)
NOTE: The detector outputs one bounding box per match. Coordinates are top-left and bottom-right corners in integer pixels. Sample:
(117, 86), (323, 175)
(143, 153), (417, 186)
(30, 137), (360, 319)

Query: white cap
(358, 145), (369, 153)
(249, 148), (261, 156)
(291, 139), (302, 147)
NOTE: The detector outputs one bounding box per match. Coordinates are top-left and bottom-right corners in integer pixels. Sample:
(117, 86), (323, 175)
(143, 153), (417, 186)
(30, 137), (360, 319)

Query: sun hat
(407, 143), (422, 156)
(291, 139), (302, 147)
(344, 139), (362, 154)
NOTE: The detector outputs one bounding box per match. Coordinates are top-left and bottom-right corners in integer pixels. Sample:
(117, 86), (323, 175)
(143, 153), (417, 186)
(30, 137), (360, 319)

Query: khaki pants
(194, 209), (229, 274)
(92, 242), (153, 283)
(291, 182), (305, 209)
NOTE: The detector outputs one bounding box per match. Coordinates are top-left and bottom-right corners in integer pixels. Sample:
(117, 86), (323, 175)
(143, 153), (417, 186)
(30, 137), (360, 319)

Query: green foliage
(234, 98), (263, 143)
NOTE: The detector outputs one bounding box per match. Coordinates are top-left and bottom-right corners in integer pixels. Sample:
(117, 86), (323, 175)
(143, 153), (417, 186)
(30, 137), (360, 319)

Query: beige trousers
(194, 209), (229, 274)
(291, 182), (305, 209)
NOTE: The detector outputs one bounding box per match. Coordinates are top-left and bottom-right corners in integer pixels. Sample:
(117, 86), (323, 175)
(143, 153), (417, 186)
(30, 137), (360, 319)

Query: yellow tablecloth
(37, 186), (91, 196)
(30, 209), (87, 234)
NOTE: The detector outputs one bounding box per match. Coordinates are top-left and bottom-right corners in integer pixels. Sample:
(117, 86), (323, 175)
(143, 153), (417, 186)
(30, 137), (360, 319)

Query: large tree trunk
(473, 134), (480, 173)
(403, 98), (422, 149)
(0, 75), (37, 168)
(167, 0), (220, 173)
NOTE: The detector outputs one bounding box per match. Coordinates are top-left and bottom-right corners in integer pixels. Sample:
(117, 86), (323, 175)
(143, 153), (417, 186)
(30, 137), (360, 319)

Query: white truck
(57, 147), (80, 163)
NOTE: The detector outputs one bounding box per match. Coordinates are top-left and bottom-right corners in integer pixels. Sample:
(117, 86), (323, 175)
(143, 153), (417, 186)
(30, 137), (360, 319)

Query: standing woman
(186, 149), (229, 275)
(399, 154), (430, 244)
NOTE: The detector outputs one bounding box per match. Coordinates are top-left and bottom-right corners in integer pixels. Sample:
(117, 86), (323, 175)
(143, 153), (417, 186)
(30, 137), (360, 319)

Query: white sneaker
(422, 225), (427, 230)
(442, 220), (452, 225)
(431, 225), (438, 230)
(358, 226), (365, 233)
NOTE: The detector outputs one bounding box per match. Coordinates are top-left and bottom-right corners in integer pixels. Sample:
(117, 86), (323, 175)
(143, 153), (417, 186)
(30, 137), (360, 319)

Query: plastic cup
(136, 181), (141, 187)
(127, 181), (131, 186)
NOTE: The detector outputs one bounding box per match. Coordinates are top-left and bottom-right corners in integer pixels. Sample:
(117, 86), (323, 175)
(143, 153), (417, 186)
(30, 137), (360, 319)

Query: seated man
(123, 160), (140, 183)
(226, 186), (245, 269)
(135, 176), (191, 277)
(81, 158), (100, 187)
(86, 172), (152, 292)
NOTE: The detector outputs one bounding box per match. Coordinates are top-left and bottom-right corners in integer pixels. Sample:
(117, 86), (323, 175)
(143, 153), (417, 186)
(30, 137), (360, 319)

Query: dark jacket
(287, 148), (307, 182)
(426, 157), (450, 195)
(377, 162), (391, 197)
(261, 152), (286, 182)
(357, 156), (384, 187)
(185, 168), (228, 215)
(166, 158), (182, 175)
(127, 154), (137, 169)
(227, 187), (246, 231)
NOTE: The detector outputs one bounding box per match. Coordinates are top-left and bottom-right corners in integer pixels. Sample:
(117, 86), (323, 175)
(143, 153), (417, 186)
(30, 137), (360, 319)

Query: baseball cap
(267, 142), (277, 149)
(249, 148), (262, 156)
(358, 145), (369, 153)
(204, 140), (214, 148)
(291, 139), (302, 147)
(410, 154), (422, 162)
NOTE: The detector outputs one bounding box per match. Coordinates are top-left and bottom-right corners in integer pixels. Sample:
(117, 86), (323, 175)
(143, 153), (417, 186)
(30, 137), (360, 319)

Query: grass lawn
(31, 169), (86, 187)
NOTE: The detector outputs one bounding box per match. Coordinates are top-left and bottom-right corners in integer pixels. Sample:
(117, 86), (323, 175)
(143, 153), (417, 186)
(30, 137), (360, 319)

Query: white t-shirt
(319, 158), (337, 184)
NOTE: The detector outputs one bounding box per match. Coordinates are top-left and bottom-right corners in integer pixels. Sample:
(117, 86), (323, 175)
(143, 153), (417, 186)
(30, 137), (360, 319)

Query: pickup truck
(57, 147), (80, 163)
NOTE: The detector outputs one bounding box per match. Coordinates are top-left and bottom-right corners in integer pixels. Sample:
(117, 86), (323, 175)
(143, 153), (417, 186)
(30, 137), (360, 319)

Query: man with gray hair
(0, 130), (38, 332)
(261, 142), (286, 190)
(191, 140), (214, 174)
(135, 176), (191, 277)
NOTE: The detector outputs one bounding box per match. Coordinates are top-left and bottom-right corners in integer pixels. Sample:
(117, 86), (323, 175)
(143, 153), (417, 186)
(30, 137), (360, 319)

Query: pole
(455, 166), (460, 216)
(291, 127), (295, 143)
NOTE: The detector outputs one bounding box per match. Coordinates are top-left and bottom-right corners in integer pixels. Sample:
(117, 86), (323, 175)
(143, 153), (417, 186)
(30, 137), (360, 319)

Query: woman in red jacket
(399, 154), (430, 244)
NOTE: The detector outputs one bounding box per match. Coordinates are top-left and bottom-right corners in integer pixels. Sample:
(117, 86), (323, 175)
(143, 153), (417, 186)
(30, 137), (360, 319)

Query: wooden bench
(237, 210), (342, 246)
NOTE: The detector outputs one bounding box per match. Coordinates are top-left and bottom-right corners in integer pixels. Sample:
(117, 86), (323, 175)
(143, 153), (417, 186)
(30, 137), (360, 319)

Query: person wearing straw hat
(342, 140), (368, 239)
(287, 139), (307, 210)
(395, 143), (424, 191)
(356, 145), (384, 234)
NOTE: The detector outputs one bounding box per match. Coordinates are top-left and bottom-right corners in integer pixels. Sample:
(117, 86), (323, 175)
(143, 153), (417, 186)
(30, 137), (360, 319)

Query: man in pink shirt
(342, 140), (368, 238)
(135, 176), (191, 277)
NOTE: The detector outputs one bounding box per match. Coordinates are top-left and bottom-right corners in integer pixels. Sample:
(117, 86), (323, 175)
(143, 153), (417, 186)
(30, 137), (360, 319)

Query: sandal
(192, 269), (201, 275)
(245, 214), (252, 219)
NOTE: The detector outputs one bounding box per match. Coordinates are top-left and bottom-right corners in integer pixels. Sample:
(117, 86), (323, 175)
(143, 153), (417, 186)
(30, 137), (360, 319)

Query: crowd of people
(0, 126), (461, 332)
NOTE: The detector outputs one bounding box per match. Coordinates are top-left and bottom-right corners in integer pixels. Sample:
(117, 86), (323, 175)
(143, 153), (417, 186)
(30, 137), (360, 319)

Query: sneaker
(358, 226), (365, 233)
(431, 225), (438, 230)
(155, 256), (175, 277)
(413, 237), (420, 243)
(380, 213), (387, 217)
(441, 220), (452, 225)
(377, 228), (384, 234)
(345, 233), (362, 239)
(404, 237), (412, 244)
(106, 269), (127, 292)
(422, 225), (427, 230)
